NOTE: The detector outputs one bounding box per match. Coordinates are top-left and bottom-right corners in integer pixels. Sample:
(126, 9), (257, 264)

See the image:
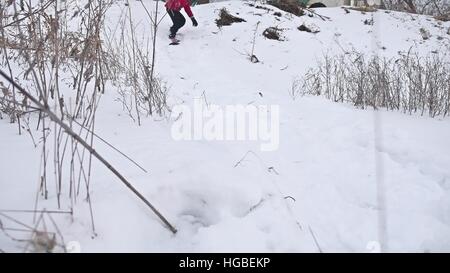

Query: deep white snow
(1, 0), (450, 252)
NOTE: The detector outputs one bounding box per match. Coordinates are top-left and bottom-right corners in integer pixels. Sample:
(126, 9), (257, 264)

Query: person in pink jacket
(165, 0), (198, 39)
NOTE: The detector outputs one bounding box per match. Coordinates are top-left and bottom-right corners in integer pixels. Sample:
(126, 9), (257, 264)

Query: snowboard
(169, 37), (180, 45)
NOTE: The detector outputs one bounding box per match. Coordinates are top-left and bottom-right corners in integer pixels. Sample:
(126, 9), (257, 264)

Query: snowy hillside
(1, 0), (450, 252)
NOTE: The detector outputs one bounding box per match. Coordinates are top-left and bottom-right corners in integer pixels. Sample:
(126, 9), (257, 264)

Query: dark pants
(167, 9), (186, 36)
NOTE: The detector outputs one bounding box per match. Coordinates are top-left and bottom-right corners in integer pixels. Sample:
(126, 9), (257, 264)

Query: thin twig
(68, 114), (148, 173)
(0, 209), (72, 214)
(308, 225), (323, 253)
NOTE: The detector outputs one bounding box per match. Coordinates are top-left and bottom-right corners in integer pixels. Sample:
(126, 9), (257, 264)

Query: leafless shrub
(0, 81), (23, 122)
(267, 0), (305, 16)
(298, 23), (320, 33)
(299, 51), (450, 117)
(215, 8), (246, 27)
(0, 0), (176, 241)
(381, 0), (450, 16)
(381, 0), (417, 13)
(435, 13), (450, 21)
(0, 0), (117, 236)
(0, 210), (66, 253)
(263, 26), (284, 40)
(348, 6), (378, 13)
(246, 2), (273, 12)
(104, 0), (169, 125)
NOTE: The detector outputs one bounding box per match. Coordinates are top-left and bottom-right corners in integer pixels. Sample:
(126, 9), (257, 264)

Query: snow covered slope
(1, 0), (450, 252)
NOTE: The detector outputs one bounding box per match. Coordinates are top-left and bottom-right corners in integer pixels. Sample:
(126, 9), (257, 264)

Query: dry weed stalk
(0, 0), (176, 240)
(299, 51), (450, 117)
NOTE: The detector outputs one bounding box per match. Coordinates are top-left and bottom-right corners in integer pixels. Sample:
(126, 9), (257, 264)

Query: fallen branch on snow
(0, 69), (177, 235)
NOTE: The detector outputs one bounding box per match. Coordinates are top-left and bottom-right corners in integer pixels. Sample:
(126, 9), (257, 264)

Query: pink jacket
(165, 0), (194, 18)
